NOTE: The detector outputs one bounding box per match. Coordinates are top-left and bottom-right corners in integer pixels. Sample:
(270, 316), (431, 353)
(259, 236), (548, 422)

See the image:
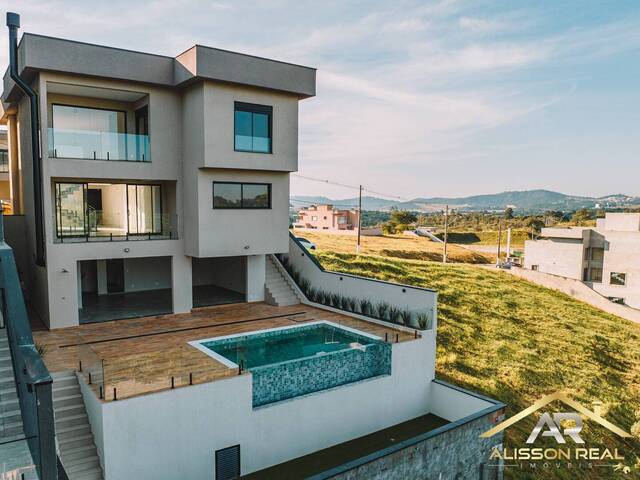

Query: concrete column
(172, 255), (192, 313)
(97, 260), (108, 295)
(246, 254), (266, 302)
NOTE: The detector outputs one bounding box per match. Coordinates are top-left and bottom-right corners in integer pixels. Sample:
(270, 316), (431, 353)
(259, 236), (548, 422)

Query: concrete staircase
(265, 256), (302, 307)
(52, 371), (103, 480)
(0, 329), (23, 443)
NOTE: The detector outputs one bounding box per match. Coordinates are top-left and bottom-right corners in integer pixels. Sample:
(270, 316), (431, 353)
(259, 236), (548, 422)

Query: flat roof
(2, 32), (316, 104)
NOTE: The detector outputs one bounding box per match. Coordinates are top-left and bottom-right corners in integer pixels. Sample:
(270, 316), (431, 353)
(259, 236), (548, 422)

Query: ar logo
(526, 412), (584, 444)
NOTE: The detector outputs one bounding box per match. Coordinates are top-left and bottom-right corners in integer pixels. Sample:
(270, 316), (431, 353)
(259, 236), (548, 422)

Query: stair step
(53, 384), (81, 398)
(67, 461), (100, 476)
(62, 444), (98, 463)
(0, 408), (21, 422)
(52, 376), (77, 388)
(57, 423), (91, 442)
(55, 412), (88, 429)
(54, 393), (83, 408)
(0, 420), (24, 437)
(66, 455), (99, 472)
(72, 468), (102, 480)
(51, 371), (76, 380)
(59, 433), (94, 451)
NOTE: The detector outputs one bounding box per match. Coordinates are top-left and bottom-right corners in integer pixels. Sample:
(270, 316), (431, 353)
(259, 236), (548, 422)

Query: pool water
(204, 323), (378, 368)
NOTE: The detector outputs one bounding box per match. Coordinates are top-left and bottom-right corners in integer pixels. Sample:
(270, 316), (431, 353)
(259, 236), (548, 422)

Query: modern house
(524, 212), (640, 308)
(1, 13), (504, 480)
(294, 204), (360, 231)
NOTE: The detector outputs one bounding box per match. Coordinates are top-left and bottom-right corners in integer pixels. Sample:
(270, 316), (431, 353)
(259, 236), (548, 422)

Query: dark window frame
(234, 102), (273, 154)
(212, 181), (272, 210)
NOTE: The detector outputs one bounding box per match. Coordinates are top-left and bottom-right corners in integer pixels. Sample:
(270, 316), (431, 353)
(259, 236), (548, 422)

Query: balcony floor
(34, 302), (420, 401)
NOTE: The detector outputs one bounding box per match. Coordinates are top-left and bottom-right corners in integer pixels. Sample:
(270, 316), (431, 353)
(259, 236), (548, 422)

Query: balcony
(46, 82), (150, 162)
(48, 128), (150, 162)
(54, 181), (177, 243)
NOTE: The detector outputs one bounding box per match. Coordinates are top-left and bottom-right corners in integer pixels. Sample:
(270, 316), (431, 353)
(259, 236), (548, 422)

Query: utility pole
(356, 185), (362, 254)
(506, 227), (512, 259)
(443, 205), (448, 263)
(496, 222), (502, 267)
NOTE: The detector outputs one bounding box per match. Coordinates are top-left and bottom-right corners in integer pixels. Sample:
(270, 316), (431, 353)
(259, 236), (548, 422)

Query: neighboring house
(524, 212), (640, 308)
(294, 204), (359, 231)
(0, 19), (503, 480)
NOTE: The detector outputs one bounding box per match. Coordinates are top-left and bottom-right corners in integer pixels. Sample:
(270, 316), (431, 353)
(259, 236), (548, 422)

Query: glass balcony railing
(48, 128), (150, 162)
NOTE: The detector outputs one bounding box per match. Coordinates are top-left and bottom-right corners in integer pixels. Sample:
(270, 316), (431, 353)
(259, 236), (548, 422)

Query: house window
(0, 150), (8, 173)
(337, 217), (347, 224)
(212, 182), (271, 209)
(311, 216), (318, 221)
(55, 182), (162, 238)
(610, 272), (626, 286)
(589, 268), (603, 283)
(531, 265), (538, 271)
(234, 102), (272, 153)
(608, 296), (625, 305)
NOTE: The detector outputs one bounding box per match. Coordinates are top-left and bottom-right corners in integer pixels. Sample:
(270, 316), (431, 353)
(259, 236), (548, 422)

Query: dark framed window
(234, 102), (272, 154)
(610, 272), (626, 286)
(213, 182), (271, 209)
(0, 149), (8, 173)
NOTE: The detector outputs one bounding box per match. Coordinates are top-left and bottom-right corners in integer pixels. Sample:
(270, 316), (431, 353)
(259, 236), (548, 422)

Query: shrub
(360, 299), (372, 315)
(340, 296), (350, 311)
(330, 293), (341, 308)
(299, 279), (311, 295)
(417, 312), (431, 330)
(348, 298), (357, 313)
(307, 287), (317, 303)
(376, 302), (390, 320)
(400, 309), (412, 326)
(388, 306), (401, 324)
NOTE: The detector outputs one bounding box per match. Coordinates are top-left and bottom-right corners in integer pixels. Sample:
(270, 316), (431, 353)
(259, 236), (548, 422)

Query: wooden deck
(34, 302), (418, 401)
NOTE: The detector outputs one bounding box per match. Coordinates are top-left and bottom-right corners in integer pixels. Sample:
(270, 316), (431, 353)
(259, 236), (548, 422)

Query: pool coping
(188, 320), (383, 369)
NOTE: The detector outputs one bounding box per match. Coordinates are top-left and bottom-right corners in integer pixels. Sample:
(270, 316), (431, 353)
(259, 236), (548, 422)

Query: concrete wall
(601, 213), (640, 232)
(82, 335), (435, 479)
(202, 82), (298, 172)
(192, 169), (290, 258)
(192, 256), (246, 294)
(523, 238), (585, 280)
(590, 230), (640, 308)
(246, 254), (266, 302)
(331, 408), (503, 480)
(3, 215), (28, 283)
(123, 256), (171, 292)
(283, 236), (437, 327)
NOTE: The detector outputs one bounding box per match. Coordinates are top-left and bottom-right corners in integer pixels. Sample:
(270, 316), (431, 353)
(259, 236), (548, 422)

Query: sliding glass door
(127, 184), (162, 234)
(56, 183), (87, 237)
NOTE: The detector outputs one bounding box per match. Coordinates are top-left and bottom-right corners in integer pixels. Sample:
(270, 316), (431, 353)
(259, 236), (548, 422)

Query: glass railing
(55, 213), (179, 242)
(0, 437), (37, 480)
(77, 344), (239, 402)
(48, 128), (150, 162)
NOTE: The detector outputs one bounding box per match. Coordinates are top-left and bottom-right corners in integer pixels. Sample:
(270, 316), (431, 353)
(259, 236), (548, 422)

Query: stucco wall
(523, 238), (585, 280)
(83, 335), (435, 479)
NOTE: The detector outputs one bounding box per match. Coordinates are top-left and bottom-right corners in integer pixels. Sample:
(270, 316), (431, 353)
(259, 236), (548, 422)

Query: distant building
(524, 213), (640, 308)
(294, 204), (359, 231)
(0, 130), (13, 212)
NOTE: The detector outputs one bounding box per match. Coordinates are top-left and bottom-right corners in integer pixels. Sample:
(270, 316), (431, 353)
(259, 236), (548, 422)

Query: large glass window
(56, 183), (87, 237)
(234, 102), (272, 153)
(213, 182), (271, 209)
(0, 150), (8, 173)
(55, 182), (162, 238)
(127, 185), (162, 234)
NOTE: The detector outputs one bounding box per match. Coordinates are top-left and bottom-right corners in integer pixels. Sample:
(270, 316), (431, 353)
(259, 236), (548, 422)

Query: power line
(292, 173), (409, 201)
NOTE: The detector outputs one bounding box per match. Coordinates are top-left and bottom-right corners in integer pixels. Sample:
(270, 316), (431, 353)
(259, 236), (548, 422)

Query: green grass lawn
(315, 251), (640, 479)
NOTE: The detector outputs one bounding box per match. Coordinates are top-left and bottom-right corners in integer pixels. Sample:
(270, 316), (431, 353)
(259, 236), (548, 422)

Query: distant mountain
(291, 189), (638, 214)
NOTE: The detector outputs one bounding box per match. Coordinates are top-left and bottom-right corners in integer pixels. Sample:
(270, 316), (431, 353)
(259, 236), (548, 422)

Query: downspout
(6, 12), (45, 266)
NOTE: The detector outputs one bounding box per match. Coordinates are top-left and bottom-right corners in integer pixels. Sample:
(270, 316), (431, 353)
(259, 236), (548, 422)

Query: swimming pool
(190, 321), (392, 407)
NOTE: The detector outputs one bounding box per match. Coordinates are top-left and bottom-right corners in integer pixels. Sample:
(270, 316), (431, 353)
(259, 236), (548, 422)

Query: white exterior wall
(523, 238), (585, 280)
(82, 333), (436, 479)
(428, 381), (495, 422)
(590, 230), (640, 308)
(246, 254), (266, 302)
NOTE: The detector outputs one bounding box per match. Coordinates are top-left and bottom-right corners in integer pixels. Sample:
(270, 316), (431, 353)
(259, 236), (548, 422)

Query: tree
(504, 207), (514, 220)
(390, 209), (418, 225)
(571, 208), (592, 226)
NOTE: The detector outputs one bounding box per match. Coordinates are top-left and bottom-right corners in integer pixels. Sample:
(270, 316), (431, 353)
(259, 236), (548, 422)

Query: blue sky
(2, 0), (639, 199)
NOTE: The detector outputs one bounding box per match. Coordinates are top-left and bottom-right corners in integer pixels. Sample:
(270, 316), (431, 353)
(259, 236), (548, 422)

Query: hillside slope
(314, 252), (640, 480)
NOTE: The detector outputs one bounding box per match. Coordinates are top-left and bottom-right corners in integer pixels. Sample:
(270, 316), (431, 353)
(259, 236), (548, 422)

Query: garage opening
(78, 256), (172, 324)
(192, 257), (246, 308)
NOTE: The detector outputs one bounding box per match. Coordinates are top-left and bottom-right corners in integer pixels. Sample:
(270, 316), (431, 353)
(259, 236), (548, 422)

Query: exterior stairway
(52, 371), (103, 480)
(0, 329), (23, 442)
(265, 256), (301, 307)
